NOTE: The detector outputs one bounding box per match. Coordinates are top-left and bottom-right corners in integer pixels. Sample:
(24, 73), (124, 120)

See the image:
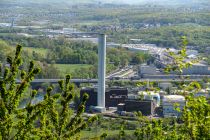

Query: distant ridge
(98, 0), (210, 5)
(0, 0), (209, 5)
(0, 0), (96, 5)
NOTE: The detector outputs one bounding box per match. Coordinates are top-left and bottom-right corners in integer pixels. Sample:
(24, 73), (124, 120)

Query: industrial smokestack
(97, 34), (106, 112)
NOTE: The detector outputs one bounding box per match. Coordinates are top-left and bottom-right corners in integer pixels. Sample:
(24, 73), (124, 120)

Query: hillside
(0, 0), (95, 5)
(0, 0), (209, 5)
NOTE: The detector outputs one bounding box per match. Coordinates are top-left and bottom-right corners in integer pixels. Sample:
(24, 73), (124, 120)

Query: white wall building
(158, 82), (172, 90)
(162, 95), (185, 118)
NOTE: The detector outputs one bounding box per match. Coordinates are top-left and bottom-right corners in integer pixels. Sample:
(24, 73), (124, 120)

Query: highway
(16, 79), (98, 84)
(106, 66), (135, 79)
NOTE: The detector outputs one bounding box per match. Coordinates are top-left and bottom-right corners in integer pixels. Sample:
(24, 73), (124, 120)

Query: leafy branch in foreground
(0, 45), (97, 140)
(164, 36), (199, 74)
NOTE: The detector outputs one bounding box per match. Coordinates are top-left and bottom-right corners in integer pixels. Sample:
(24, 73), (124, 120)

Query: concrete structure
(205, 47), (210, 55)
(117, 99), (155, 116)
(80, 88), (98, 107)
(117, 103), (125, 112)
(162, 95), (185, 118)
(105, 88), (128, 107)
(138, 91), (160, 107)
(80, 87), (128, 110)
(139, 74), (210, 80)
(186, 49), (198, 56)
(154, 49), (178, 68)
(0, 23), (12, 27)
(182, 63), (210, 75)
(195, 89), (210, 99)
(96, 34), (106, 112)
(19, 77), (208, 85)
(138, 64), (157, 77)
(127, 94), (139, 100)
(158, 82), (172, 90)
(79, 33), (107, 112)
(121, 44), (165, 55)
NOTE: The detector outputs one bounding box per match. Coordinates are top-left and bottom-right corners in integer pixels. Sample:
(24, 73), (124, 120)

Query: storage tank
(138, 91), (160, 107)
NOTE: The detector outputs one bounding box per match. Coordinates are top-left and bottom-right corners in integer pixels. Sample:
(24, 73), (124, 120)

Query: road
(106, 66), (135, 79)
(16, 78), (203, 84)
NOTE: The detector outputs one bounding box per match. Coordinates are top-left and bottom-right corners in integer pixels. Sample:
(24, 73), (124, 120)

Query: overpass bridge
(16, 78), (203, 86)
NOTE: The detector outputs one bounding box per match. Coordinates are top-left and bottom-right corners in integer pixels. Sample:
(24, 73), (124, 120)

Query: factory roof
(121, 44), (173, 55)
(163, 95), (185, 102)
(193, 63), (207, 66)
(138, 91), (160, 96)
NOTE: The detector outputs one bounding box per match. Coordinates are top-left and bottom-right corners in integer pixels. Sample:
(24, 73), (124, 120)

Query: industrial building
(186, 49), (198, 59)
(117, 99), (155, 116)
(158, 82), (172, 90)
(80, 87), (156, 115)
(80, 87), (128, 109)
(182, 63), (210, 75)
(116, 91), (159, 116)
(80, 87), (98, 107)
(138, 64), (157, 77)
(195, 89), (210, 99)
(121, 44), (166, 55)
(162, 95), (185, 118)
(137, 91), (160, 107)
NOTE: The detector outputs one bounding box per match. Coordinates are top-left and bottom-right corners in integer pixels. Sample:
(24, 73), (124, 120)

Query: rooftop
(163, 95), (185, 102)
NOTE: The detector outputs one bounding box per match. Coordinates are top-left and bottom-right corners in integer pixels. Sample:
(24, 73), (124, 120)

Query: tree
(131, 52), (150, 64)
(0, 40), (12, 62)
(0, 45), (97, 139)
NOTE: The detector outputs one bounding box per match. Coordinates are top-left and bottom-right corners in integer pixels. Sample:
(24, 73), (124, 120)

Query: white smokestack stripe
(97, 34), (106, 108)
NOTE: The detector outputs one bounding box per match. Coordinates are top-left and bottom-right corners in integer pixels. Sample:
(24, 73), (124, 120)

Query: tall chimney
(97, 34), (106, 112)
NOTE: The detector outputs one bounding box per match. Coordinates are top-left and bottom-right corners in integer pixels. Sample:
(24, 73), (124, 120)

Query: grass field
(81, 129), (135, 139)
(54, 64), (92, 76)
(22, 47), (48, 57)
(9, 46), (48, 57)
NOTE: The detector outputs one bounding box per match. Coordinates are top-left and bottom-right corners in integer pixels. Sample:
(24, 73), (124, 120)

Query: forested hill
(98, 0), (210, 5)
(1, 0), (210, 5)
(0, 0), (94, 5)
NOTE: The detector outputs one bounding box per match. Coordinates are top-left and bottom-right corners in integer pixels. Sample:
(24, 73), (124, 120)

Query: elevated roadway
(16, 78), (203, 84)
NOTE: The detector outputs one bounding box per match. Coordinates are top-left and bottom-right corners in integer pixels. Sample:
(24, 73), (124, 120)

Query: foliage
(164, 36), (199, 74)
(0, 37), (150, 78)
(0, 45), (97, 139)
(0, 40), (12, 62)
(130, 38), (210, 140)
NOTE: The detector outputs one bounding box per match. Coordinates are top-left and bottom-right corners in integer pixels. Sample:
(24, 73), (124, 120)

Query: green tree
(0, 45), (97, 140)
(133, 37), (210, 140)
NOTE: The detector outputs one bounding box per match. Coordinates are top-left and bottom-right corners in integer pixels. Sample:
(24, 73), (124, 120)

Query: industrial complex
(77, 34), (210, 119)
(4, 22), (209, 119)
